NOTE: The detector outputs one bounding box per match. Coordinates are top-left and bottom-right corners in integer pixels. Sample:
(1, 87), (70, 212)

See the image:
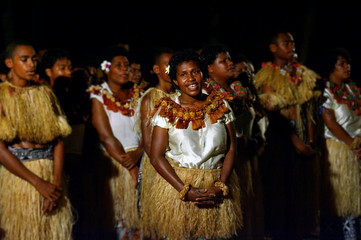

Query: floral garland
(328, 79), (361, 115)
(204, 78), (250, 100)
(262, 62), (303, 85)
(150, 91), (233, 130)
(134, 79), (150, 90)
(88, 85), (140, 116)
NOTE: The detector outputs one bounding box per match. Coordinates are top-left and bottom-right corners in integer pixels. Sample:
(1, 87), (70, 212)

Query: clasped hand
(185, 186), (223, 207)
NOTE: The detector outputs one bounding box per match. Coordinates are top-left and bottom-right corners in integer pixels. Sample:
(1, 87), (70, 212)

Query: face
(271, 32), (295, 61)
(330, 56), (351, 81)
(129, 63), (142, 84)
(5, 45), (37, 82)
(154, 53), (173, 83)
(234, 61), (247, 78)
(46, 57), (72, 87)
(208, 52), (234, 80)
(173, 61), (203, 99)
(107, 56), (129, 85)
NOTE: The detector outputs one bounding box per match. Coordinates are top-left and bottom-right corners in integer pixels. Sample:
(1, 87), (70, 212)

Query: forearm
(150, 155), (184, 192)
(220, 123), (237, 183)
(220, 148), (236, 183)
(101, 136), (126, 162)
(0, 142), (41, 187)
(53, 139), (64, 186)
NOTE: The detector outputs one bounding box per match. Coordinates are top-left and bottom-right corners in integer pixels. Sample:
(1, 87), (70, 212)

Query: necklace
(151, 91), (232, 130)
(262, 62), (303, 85)
(88, 84), (141, 116)
(329, 79), (361, 115)
(205, 78), (250, 99)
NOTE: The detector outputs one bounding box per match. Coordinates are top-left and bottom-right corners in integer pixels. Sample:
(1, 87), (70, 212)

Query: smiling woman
(147, 49), (243, 239)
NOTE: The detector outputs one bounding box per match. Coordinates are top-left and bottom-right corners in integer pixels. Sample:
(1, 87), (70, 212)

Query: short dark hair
(101, 45), (129, 64)
(38, 48), (71, 81)
(4, 39), (33, 59)
(168, 49), (203, 83)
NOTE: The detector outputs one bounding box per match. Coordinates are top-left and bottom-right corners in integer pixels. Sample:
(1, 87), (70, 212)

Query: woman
(0, 40), (74, 240)
(133, 47), (174, 237)
(319, 48), (361, 240)
(201, 44), (265, 240)
(88, 46), (144, 239)
(149, 49), (242, 239)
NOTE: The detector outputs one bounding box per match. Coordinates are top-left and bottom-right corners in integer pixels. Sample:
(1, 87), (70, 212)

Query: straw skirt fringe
(103, 148), (140, 230)
(0, 159), (74, 240)
(322, 139), (361, 217)
(144, 162), (243, 240)
(139, 153), (157, 235)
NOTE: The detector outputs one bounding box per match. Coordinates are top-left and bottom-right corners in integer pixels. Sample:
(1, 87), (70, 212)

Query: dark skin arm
(91, 98), (143, 186)
(43, 138), (65, 214)
(322, 108), (361, 158)
(150, 126), (216, 205)
(205, 122), (237, 202)
(0, 141), (62, 203)
(263, 85), (315, 156)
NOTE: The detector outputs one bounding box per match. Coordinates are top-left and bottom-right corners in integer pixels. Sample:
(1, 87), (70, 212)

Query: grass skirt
(144, 159), (243, 240)
(139, 153), (157, 235)
(321, 138), (361, 217)
(0, 159), (74, 240)
(103, 148), (140, 230)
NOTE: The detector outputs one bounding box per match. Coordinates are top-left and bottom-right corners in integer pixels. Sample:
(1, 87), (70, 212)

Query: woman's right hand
(34, 178), (62, 202)
(185, 187), (217, 206)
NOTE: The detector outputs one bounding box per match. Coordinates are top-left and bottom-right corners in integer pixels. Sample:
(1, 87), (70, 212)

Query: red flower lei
(328, 79), (361, 115)
(88, 85), (141, 116)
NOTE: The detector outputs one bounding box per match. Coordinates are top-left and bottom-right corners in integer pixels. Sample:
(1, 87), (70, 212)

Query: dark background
(1, 1), (361, 80)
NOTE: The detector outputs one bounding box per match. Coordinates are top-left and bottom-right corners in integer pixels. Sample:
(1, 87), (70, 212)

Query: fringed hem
(103, 149), (140, 230)
(0, 159), (74, 240)
(143, 164), (243, 240)
(258, 92), (288, 110)
(322, 139), (361, 217)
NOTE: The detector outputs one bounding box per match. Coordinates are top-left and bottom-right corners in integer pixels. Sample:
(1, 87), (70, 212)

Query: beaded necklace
(88, 84), (141, 116)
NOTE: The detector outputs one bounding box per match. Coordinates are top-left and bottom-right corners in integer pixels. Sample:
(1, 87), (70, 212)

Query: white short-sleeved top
(90, 82), (140, 151)
(322, 82), (361, 141)
(151, 94), (235, 169)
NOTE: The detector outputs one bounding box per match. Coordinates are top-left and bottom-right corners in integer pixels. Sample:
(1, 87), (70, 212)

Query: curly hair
(168, 49), (203, 83)
(319, 48), (351, 79)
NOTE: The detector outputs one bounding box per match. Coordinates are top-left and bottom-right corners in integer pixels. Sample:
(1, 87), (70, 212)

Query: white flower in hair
(101, 60), (111, 72)
(165, 65), (170, 74)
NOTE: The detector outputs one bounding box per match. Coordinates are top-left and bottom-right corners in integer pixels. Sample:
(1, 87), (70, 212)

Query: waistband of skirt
(8, 145), (54, 161)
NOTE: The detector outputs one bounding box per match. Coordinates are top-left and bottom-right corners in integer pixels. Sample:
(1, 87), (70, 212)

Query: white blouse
(322, 82), (361, 142)
(152, 94), (235, 169)
(90, 82), (140, 151)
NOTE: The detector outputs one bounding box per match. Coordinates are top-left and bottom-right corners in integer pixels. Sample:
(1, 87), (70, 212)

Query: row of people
(0, 28), (360, 240)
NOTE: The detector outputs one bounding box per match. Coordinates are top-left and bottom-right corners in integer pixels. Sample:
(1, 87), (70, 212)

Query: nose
(65, 68), (72, 77)
(29, 58), (36, 68)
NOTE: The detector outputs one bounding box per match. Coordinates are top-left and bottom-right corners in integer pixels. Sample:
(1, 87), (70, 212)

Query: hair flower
(165, 65), (170, 74)
(101, 60), (111, 72)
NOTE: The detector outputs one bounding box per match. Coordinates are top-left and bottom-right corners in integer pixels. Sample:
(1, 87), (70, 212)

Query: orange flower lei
(88, 85), (141, 116)
(151, 91), (233, 130)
